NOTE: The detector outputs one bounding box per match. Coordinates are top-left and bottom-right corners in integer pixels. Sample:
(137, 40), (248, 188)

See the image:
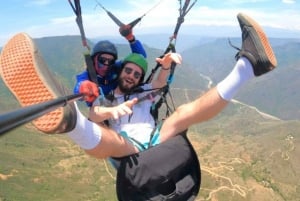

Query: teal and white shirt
(94, 83), (157, 147)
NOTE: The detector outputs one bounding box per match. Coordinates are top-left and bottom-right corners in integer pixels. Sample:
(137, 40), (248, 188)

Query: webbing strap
(136, 85), (169, 104)
(95, 0), (162, 29)
(145, 0), (197, 84)
(84, 53), (98, 86)
(148, 121), (163, 148)
(95, 0), (125, 27)
(145, 43), (176, 84)
(68, 0), (100, 93)
(68, 0), (90, 50)
(171, 0), (197, 40)
(141, 0), (197, 127)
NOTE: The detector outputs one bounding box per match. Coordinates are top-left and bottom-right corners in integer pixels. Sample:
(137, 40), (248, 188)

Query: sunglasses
(123, 67), (142, 79)
(98, 56), (115, 66)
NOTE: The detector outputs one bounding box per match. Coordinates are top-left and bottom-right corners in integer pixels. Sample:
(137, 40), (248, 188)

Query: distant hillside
(1, 35), (300, 120)
(1, 35), (300, 201)
(182, 37), (300, 120)
(0, 35), (206, 112)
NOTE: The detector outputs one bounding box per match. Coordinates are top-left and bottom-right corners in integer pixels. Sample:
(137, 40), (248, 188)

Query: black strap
(129, 137), (147, 151)
(148, 121), (163, 148)
(95, 0), (161, 29)
(171, 0), (197, 41)
(68, 0), (90, 51)
(69, 0), (100, 90)
(142, 0), (198, 127)
(84, 53), (99, 86)
(145, 0), (197, 84)
(95, 0), (125, 27)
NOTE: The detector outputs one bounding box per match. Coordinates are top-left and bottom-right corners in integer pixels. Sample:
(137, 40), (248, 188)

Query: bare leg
(85, 124), (139, 159)
(160, 87), (228, 142)
(0, 33), (139, 159)
(67, 104), (139, 159)
(160, 12), (277, 142)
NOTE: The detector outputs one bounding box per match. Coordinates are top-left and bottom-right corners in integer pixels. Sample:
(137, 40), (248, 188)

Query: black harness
(115, 132), (201, 201)
(68, 1), (200, 200)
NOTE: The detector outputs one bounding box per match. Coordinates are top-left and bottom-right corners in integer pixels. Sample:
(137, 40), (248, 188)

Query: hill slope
(1, 35), (300, 201)
(181, 37), (300, 120)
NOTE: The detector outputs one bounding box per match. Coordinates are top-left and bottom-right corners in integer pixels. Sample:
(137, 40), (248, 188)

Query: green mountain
(182, 37), (300, 120)
(0, 35), (300, 201)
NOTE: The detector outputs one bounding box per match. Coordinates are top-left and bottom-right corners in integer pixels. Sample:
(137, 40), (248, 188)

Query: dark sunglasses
(123, 67), (142, 79)
(98, 56), (115, 66)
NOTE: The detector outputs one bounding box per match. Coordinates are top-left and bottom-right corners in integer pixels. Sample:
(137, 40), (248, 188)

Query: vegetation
(1, 36), (300, 200)
(0, 127), (118, 201)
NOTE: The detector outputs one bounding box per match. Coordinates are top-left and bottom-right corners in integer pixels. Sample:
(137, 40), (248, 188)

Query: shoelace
(228, 38), (242, 60)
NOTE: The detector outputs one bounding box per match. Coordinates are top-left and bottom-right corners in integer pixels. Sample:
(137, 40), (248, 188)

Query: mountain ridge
(0, 35), (300, 201)
(1, 35), (300, 119)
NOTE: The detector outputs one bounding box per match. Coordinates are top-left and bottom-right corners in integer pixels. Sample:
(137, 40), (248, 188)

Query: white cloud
(1, 0), (300, 47)
(282, 0), (296, 4)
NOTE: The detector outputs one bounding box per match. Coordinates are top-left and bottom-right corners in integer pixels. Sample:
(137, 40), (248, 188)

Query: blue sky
(1, 0), (299, 46)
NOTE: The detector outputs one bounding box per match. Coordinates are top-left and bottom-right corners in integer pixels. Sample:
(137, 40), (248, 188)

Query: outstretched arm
(119, 25), (147, 58)
(89, 98), (138, 123)
(151, 52), (182, 89)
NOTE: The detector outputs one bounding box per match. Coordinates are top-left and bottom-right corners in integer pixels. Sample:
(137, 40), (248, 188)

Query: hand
(79, 80), (99, 103)
(156, 53), (182, 69)
(119, 25), (135, 41)
(111, 98), (138, 119)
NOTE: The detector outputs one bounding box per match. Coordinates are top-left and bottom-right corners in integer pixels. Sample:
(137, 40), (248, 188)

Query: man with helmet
(71, 51), (181, 162)
(70, 13), (277, 159)
(1, 13), (277, 161)
(0, 13), (278, 200)
(73, 26), (146, 106)
(87, 52), (178, 153)
(0, 12), (278, 199)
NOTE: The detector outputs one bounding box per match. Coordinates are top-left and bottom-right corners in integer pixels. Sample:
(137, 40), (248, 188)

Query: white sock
(67, 103), (102, 150)
(217, 57), (255, 101)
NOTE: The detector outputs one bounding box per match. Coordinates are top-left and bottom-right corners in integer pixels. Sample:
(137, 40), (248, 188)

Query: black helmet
(90, 40), (118, 60)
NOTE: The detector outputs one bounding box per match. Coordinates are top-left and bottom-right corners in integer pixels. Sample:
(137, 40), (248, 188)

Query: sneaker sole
(238, 13), (277, 68)
(0, 33), (66, 133)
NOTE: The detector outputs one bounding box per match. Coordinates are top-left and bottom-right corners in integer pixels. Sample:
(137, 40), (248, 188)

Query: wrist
(161, 66), (170, 70)
(127, 35), (135, 43)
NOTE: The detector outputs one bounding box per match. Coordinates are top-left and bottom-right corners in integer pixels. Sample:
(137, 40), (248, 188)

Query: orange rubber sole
(239, 13), (277, 69)
(0, 33), (64, 133)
